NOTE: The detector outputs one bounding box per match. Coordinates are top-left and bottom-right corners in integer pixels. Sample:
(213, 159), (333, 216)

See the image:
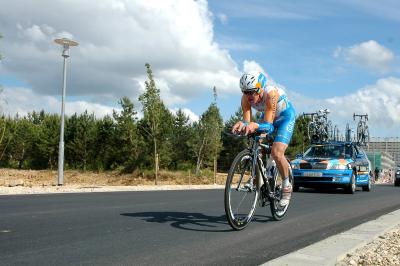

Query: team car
(290, 141), (372, 193)
(395, 167), (400, 187)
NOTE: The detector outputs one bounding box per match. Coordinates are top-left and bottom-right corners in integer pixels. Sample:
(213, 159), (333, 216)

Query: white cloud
(3, 76), (399, 137)
(242, 60), (265, 73)
(334, 40), (395, 73)
(66, 101), (117, 118)
(2, 85), (199, 123)
(170, 108), (199, 123)
(2, 86), (117, 118)
(289, 77), (400, 137)
(241, 60), (284, 88)
(217, 13), (228, 24)
(0, 0), (240, 106)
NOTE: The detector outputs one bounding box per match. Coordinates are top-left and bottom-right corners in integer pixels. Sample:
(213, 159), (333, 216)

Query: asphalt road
(1, 184), (399, 265)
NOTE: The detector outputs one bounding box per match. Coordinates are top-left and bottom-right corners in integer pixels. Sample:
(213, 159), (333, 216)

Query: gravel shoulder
(336, 223), (400, 266)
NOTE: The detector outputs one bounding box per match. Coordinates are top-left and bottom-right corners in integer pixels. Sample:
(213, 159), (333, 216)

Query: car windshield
(303, 144), (352, 159)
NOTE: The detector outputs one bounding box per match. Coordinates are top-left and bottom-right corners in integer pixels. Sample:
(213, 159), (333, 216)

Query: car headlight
(291, 163), (300, 170)
(328, 164), (348, 170)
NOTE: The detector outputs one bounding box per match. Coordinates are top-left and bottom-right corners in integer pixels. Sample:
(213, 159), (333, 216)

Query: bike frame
(246, 135), (278, 201)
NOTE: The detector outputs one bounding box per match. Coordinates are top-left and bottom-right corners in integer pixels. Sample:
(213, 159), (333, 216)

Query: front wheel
(346, 172), (356, 194)
(224, 150), (259, 230)
(308, 123), (318, 142)
(269, 163), (293, 220)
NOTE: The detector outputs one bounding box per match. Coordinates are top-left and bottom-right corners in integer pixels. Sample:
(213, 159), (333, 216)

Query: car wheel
(346, 172), (356, 194)
(293, 185), (299, 192)
(395, 179), (400, 187)
(362, 177), (371, 192)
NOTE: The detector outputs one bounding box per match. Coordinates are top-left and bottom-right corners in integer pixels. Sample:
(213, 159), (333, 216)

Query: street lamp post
(54, 38), (78, 186)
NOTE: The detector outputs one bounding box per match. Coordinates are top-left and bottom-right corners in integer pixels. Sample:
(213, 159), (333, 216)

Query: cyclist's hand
(232, 121), (246, 134)
(244, 122), (259, 135)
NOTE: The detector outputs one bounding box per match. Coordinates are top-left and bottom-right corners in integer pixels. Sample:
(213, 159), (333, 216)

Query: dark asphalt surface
(1, 184), (400, 265)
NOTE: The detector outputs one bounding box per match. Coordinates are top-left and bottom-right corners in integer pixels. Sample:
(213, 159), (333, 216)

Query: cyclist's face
(244, 90), (260, 103)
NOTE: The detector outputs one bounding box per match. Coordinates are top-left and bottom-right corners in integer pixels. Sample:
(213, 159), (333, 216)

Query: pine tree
(36, 114), (60, 169)
(26, 111), (46, 169)
(0, 115), (9, 163)
(95, 115), (117, 170)
(188, 87), (224, 175)
(8, 117), (34, 168)
(138, 63), (173, 181)
(171, 109), (192, 169)
(219, 107), (248, 170)
(286, 115), (310, 158)
(66, 111), (96, 171)
(157, 103), (174, 169)
(113, 97), (140, 172)
(0, 115), (10, 164)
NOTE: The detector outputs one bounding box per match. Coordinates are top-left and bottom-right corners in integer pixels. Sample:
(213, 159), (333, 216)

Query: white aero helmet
(239, 71), (267, 93)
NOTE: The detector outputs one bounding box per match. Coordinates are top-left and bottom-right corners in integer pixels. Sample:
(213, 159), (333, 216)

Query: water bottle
(266, 159), (276, 179)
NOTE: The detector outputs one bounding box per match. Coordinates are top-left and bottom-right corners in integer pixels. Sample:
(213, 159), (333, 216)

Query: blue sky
(0, 0), (399, 137)
(207, 0), (400, 136)
(210, 0), (399, 96)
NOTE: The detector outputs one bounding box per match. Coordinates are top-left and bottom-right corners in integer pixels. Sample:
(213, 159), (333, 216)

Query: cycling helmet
(239, 71), (267, 93)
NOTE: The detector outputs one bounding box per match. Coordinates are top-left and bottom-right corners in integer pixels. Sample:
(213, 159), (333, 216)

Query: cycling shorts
(258, 102), (296, 145)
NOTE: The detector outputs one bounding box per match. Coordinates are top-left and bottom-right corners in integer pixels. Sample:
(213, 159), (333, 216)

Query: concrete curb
(262, 209), (400, 266)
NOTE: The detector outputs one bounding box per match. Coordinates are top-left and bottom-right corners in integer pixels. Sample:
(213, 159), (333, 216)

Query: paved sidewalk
(263, 209), (400, 266)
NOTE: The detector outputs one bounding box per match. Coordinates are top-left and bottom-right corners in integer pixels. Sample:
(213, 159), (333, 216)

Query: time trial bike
(224, 132), (293, 230)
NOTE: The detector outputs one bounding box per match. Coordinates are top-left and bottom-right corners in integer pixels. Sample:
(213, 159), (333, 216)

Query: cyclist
(232, 71), (296, 206)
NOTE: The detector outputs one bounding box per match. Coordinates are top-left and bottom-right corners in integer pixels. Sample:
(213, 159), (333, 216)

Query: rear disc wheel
(270, 164), (293, 221)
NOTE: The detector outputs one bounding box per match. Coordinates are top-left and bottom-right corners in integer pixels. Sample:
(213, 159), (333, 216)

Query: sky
(0, 0), (399, 137)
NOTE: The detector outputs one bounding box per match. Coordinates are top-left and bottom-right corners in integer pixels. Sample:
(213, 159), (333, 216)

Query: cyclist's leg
(271, 141), (290, 185)
(272, 104), (296, 171)
(272, 105), (296, 205)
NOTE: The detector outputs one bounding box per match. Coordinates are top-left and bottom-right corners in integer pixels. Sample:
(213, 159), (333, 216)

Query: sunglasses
(243, 90), (257, 95)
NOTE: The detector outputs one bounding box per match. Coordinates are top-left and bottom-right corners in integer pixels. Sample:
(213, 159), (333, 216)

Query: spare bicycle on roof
(353, 113), (370, 146)
(303, 108), (333, 143)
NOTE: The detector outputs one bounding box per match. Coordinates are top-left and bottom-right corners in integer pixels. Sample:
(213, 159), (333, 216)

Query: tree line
(0, 63), (310, 175)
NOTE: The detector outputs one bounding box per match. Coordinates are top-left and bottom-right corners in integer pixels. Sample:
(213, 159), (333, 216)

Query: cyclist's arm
(241, 95), (252, 123)
(255, 90), (278, 134)
(263, 90), (278, 123)
(237, 95), (260, 135)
